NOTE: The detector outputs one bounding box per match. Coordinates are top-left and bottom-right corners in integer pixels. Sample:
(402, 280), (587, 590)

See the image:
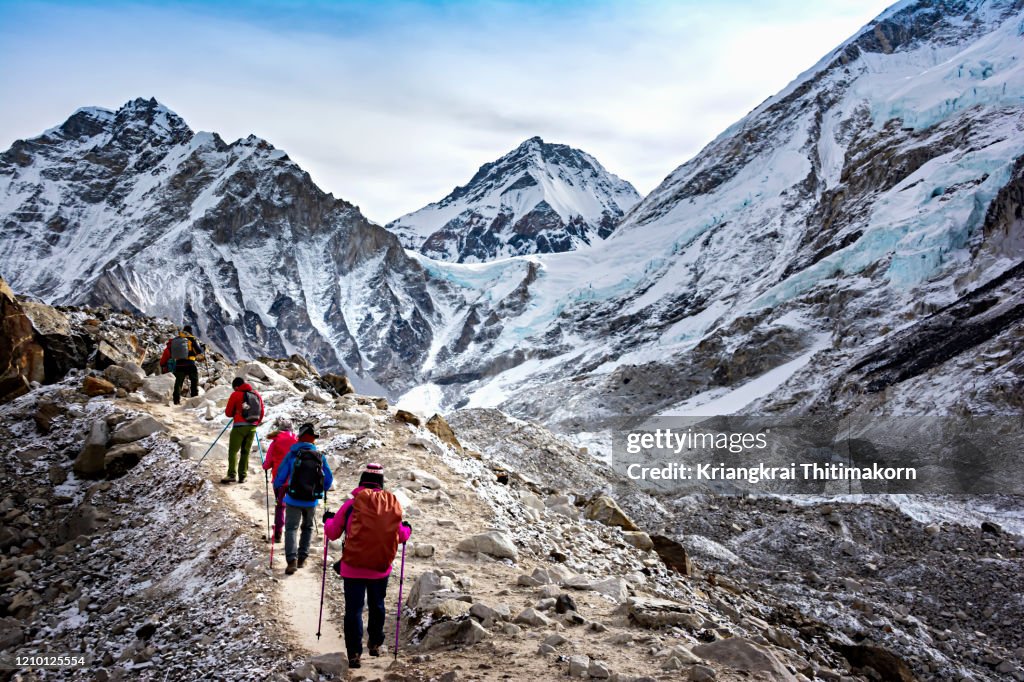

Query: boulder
(0, 616), (25, 650)
(417, 618), (489, 649)
(651, 534), (693, 576)
(584, 495), (639, 531)
(308, 652), (348, 678)
(395, 409), (422, 427)
(94, 337), (145, 370)
(433, 599), (472, 619)
(514, 608), (552, 627)
(322, 373), (355, 396)
(569, 655), (590, 678)
(190, 384), (232, 407)
(626, 596), (704, 629)
(104, 443), (147, 478)
(690, 665), (717, 681)
(691, 638), (796, 681)
(33, 399), (65, 434)
(621, 530), (654, 551)
(426, 414), (462, 451)
(588, 660), (611, 679)
(82, 375), (115, 397)
(243, 361), (297, 392)
(103, 363), (146, 392)
(412, 543), (435, 558)
(74, 420), (110, 478)
(303, 387), (333, 404)
(141, 374), (176, 402)
(457, 531), (518, 560)
(404, 468), (443, 490)
(110, 416), (167, 444)
(408, 571), (455, 609)
(589, 577), (629, 603)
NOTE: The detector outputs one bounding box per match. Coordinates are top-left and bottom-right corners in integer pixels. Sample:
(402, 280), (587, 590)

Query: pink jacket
(325, 486), (411, 579)
(262, 431), (297, 482)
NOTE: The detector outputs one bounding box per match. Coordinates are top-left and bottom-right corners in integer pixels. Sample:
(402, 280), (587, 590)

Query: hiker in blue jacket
(273, 423), (334, 574)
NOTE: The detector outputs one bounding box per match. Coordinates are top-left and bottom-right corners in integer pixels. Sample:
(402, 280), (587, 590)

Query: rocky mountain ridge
(386, 136), (640, 263)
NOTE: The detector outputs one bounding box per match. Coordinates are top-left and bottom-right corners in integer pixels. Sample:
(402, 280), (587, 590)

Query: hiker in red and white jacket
(324, 463), (411, 670)
(262, 417), (296, 543)
(221, 377), (264, 484)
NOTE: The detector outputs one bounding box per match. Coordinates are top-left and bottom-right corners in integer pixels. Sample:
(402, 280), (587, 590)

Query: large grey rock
(73, 420), (109, 478)
(110, 416), (167, 444)
(627, 596), (704, 629)
(514, 607), (552, 627)
(621, 530), (654, 551)
(103, 363), (146, 391)
(303, 387), (333, 404)
(457, 531), (518, 560)
(589, 576), (629, 602)
(408, 571), (455, 609)
(433, 599), (472, 619)
(308, 652), (348, 678)
(568, 655), (590, 678)
(403, 468), (443, 490)
(691, 638), (796, 681)
(141, 374), (176, 402)
(416, 618), (489, 649)
(0, 616), (25, 649)
(188, 384), (231, 407)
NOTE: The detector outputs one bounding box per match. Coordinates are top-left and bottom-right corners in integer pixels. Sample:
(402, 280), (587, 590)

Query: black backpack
(240, 391), (261, 424)
(288, 449), (324, 502)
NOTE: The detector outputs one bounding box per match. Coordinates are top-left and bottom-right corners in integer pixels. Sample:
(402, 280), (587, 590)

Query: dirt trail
(145, 404), (347, 657)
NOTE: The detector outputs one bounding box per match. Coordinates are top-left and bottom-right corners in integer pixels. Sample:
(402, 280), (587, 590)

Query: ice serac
(419, 0), (1024, 423)
(386, 136), (641, 262)
(0, 97), (439, 390)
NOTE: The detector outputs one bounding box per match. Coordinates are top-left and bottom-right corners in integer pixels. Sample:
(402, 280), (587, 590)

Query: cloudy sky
(0, 0), (894, 223)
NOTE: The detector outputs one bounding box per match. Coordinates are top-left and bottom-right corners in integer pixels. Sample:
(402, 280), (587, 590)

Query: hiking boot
(348, 655), (361, 669)
(368, 644), (381, 657)
(237, 477), (246, 484)
(296, 557), (306, 569)
(285, 560), (297, 575)
(219, 475), (236, 484)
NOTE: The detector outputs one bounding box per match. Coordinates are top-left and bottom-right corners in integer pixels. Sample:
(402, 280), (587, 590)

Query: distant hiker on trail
(324, 463), (411, 669)
(222, 377), (264, 484)
(159, 325), (204, 406)
(262, 417), (296, 543)
(273, 423), (333, 575)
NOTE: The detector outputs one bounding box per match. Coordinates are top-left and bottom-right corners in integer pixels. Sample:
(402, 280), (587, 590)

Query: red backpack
(342, 489), (403, 572)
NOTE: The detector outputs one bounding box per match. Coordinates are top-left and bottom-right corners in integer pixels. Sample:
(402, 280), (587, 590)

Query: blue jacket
(273, 442), (334, 507)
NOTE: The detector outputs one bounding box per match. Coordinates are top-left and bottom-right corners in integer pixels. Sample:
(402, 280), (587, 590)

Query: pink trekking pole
(316, 489), (329, 640)
(393, 541), (407, 662)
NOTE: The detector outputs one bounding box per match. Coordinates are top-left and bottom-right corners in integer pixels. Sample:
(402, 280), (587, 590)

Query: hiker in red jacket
(262, 417), (296, 543)
(324, 464), (411, 669)
(222, 377), (264, 484)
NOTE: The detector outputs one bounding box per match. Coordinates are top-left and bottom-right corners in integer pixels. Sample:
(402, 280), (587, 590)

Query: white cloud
(0, 0), (895, 223)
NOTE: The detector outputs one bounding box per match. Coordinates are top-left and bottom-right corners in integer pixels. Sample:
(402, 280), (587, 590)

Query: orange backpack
(342, 489), (403, 572)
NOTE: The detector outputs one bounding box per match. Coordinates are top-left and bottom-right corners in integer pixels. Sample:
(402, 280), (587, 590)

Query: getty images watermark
(612, 415), (1024, 495)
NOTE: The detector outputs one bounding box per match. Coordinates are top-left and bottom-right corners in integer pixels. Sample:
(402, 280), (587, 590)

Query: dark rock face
(0, 277), (45, 403)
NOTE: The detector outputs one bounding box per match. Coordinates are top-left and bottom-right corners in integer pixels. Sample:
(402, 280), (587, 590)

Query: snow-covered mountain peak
(387, 137), (640, 262)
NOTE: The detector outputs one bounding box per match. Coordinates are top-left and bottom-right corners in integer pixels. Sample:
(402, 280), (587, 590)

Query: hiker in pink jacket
(262, 417), (297, 543)
(323, 464), (411, 669)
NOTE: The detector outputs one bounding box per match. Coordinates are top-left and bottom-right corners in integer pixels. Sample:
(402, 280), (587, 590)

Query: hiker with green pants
(221, 377), (264, 484)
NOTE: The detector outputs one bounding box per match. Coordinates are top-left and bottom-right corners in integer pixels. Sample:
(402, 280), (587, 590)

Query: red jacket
(159, 343), (171, 373)
(262, 430), (297, 481)
(224, 383), (264, 426)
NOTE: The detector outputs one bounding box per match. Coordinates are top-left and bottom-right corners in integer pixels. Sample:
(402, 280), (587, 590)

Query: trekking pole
(393, 541), (408, 662)
(197, 420), (232, 466)
(264, 469), (272, 553)
(316, 489), (329, 640)
(256, 432), (270, 542)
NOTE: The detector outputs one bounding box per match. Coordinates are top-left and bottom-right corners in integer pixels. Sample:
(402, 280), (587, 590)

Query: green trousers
(227, 425), (256, 480)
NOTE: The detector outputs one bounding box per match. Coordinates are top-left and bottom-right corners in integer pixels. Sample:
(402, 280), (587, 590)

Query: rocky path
(146, 404), (350, 656)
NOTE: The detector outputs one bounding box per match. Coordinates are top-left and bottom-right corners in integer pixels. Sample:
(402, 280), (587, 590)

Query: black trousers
(343, 576), (389, 658)
(172, 364), (199, 404)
